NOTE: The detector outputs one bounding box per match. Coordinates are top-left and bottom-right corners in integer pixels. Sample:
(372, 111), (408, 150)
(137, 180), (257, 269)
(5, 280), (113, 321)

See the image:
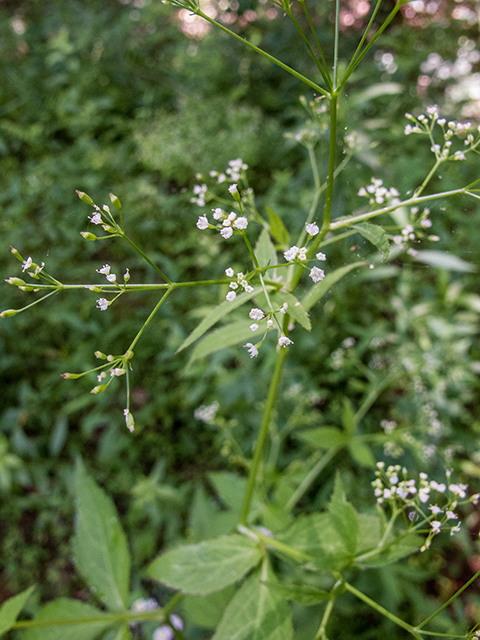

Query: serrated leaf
(353, 222), (390, 261)
(73, 461), (130, 612)
(348, 439), (376, 468)
(189, 320), (261, 362)
(302, 262), (365, 312)
(270, 292), (311, 331)
(148, 534), (263, 595)
(328, 475), (359, 555)
(255, 228), (278, 269)
(341, 399), (356, 435)
(182, 586), (236, 629)
(413, 250), (477, 273)
(22, 599), (112, 640)
(266, 207), (290, 248)
(358, 533), (423, 568)
(0, 585), (35, 636)
(297, 427), (350, 449)
(261, 582), (329, 606)
(177, 289), (258, 353)
(212, 569), (293, 640)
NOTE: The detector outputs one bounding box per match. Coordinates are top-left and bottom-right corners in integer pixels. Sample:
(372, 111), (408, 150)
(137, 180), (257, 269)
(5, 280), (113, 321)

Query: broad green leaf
(328, 475), (359, 555)
(266, 206), (290, 248)
(0, 585), (35, 636)
(103, 625), (131, 640)
(261, 582), (329, 606)
(255, 228), (277, 268)
(413, 250), (477, 273)
(182, 586), (236, 629)
(189, 320), (261, 362)
(348, 439), (376, 468)
(22, 599), (112, 640)
(270, 292), (311, 331)
(208, 472), (247, 511)
(341, 399), (356, 435)
(212, 569), (293, 640)
(297, 427), (350, 449)
(353, 222), (390, 261)
(355, 514), (382, 557)
(358, 533), (423, 568)
(302, 262), (365, 312)
(148, 534), (263, 595)
(73, 461), (130, 612)
(177, 289), (258, 353)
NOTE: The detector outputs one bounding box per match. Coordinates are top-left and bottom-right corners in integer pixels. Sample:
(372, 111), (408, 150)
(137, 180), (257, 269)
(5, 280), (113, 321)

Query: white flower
(229, 282), (238, 290)
(420, 218), (432, 228)
(284, 246), (299, 262)
(316, 252), (327, 261)
(250, 323), (259, 332)
(233, 216), (248, 230)
(429, 505), (443, 515)
(430, 481), (446, 493)
(194, 402), (219, 423)
(225, 267), (235, 277)
(106, 273), (117, 283)
(226, 291), (236, 302)
(213, 208), (224, 220)
(279, 303), (288, 314)
(220, 227), (233, 239)
(278, 336), (293, 347)
(97, 371), (106, 382)
(97, 264), (111, 276)
(266, 319), (273, 328)
(217, 173), (226, 183)
(96, 298), (109, 311)
(196, 215), (209, 230)
(249, 308), (265, 320)
(306, 222), (320, 236)
(309, 266), (325, 283)
(449, 483), (468, 498)
(244, 342), (258, 358)
(21, 256), (33, 272)
(228, 183), (238, 195)
(430, 520), (442, 534)
(419, 487), (431, 503)
(110, 368), (125, 377)
(152, 626), (174, 640)
(244, 284), (254, 293)
(131, 598), (159, 613)
(89, 212), (102, 225)
(297, 247), (307, 261)
(446, 511), (458, 520)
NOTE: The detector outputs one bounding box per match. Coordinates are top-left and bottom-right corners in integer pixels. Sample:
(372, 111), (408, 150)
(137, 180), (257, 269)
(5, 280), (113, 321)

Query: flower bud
(19, 286), (36, 292)
(0, 309), (19, 318)
(109, 193), (122, 210)
(10, 246), (24, 262)
(94, 351), (107, 360)
(5, 277), (26, 286)
(102, 224), (117, 233)
(124, 409), (135, 433)
(75, 190), (94, 205)
(91, 384), (107, 394)
(61, 372), (82, 379)
(80, 232), (98, 241)
(124, 350), (134, 360)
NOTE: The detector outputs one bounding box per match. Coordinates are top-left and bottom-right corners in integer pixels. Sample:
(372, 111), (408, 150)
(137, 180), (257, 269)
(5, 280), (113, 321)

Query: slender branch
(285, 448), (338, 511)
(298, 0), (332, 87)
(341, 0), (384, 85)
(121, 234), (172, 284)
(333, 0), (340, 88)
(313, 595), (336, 640)
(127, 288), (173, 352)
(287, 7), (332, 90)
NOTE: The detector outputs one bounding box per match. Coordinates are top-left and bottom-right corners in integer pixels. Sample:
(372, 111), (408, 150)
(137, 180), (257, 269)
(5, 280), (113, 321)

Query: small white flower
(278, 336), (293, 347)
(429, 505), (443, 515)
(316, 252), (327, 261)
(97, 264), (111, 276)
(249, 308), (265, 320)
(97, 371), (106, 382)
(34, 262), (45, 276)
(309, 266), (325, 282)
(152, 626), (174, 640)
(420, 218), (432, 228)
(419, 487), (431, 503)
(131, 598), (159, 612)
(250, 323), (259, 332)
(233, 216), (248, 230)
(297, 247), (307, 261)
(22, 256), (33, 272)
(229, 282), (238, 290)
(196, 215), (209, 230)
(213, 208), (224, 220)
(225, 267), (235, 277)
(96, 298), (109, 311)
(106, 273), (117, 283)
(244, 342), (259, 358)
(244, 284), (254, 293)
(306, 222), (319, 236)
(430, 481), (446, 493)
(450, 522), (461, 535)
(170, 615), (183, 631)
(431, 520), (442, 534)
(284, 246), (299, 262)
(278, 303), (288, 314)
(228, 183), (238, 195)
(89, 212), (102, 225)
(446, 511), (458, 520)
(220, 227), (233, 239)
(226, 291), (236, 302)
(110, 368), (125, 377)
(266, 319), (273, 328)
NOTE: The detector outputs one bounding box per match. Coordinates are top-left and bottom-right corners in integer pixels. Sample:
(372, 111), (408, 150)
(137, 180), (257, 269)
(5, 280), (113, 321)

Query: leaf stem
(127, 288), (173, 352)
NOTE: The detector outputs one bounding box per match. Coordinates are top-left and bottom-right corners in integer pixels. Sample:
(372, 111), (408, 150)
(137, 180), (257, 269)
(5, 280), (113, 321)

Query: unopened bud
(91, 384), (107, 394)
(124, 350), (134, 360)
(102, 224), (117, 234)
(5, 277), (26, 286)
(124, 409), (135, 433)
(109, 193), (122, 210)
(10, 246), (23, 262)
(94, 351), (107, 360)
(80, 232), (98, 241)
(0, 309), (19, 318)
(19, 286), (36, 292)
(60, 372), (81, 379)
(75, 190), (94, 205)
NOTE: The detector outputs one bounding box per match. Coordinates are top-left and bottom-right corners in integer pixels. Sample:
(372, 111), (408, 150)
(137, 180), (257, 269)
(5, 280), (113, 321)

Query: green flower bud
(80, 232), (98, 241)
(75, 190), (94, 205)
(0, 309), (19, 318)
(91, 384), (107, 394)
(19, 286), (36, 292)
(5, 277), (26, 286)
(109, 193), (122, 210)
(60, 372), (82, 379)
(102, 224), (117, 233)
(124, 409), (135, 433)
(94, 351), (107, 360)
(10, 246), (24, 262)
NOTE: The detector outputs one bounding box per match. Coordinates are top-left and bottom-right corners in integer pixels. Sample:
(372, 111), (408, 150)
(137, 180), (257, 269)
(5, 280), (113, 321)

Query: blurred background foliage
(0, 0), (479, 637)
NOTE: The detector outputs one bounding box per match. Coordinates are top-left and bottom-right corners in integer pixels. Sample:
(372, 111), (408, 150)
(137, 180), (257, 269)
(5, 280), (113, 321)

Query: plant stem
(285, 448), (338, 511)
(298, 0), (332, 87)
(127, 288), (173, 352)
(239, 345), (288, 525)
(121, 234), (172, 284)
(287, 7), (331, 90)
(313, 595), (336, 640)
(333, 0), (340, 88)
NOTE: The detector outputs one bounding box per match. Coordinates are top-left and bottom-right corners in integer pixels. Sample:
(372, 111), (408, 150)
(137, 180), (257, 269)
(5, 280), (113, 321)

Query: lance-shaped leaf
(270, 292), (311, 331)
(352, 222), (390, 261)
(0, 585), (35, 637)
(73, 461), (130, 612)
(261, 582), (329, 606)
(255, 228), (277, 269)
(212, 568), (293, 640)
(177, 289), (258, 353)
(189, 320), (261, 362)
(22, 599), (113, 640)
(328, 475), (359, 555)
(302, 262), (365, 312)
(148, 534), (263, 595)
(266, 207), (290, 248)
(297, 427), (350, 449)
(413, 250), (477, 272)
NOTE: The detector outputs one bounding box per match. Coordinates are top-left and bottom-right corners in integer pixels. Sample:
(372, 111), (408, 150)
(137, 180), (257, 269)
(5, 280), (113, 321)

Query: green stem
(121, 233), (172, 284)
(313, 595), (336, 640)
(342, 0), (384, 83)
(333, 0), (340, 88)
(285, 448), (338, 511)
(298, 0), (332, 87)
(12, 609), (165, 629)
(196, 10), (330, 98)
(239, 346), (288, 525)
(127, 288), (173, 352)
(414, 158), (443, 197)
(287, 7), (331, 90)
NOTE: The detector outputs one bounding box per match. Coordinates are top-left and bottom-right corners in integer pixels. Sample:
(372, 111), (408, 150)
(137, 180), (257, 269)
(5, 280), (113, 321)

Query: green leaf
(302, 262), (365, 312)
(189, 320), (261, 362)
(148, 534), (263, 595)
(212, 569), (293, 640)
(182, 586), (236, 629)
(208, 472), (247, 511)
(341, 399), (356, 435)
(255, 228), (277, 268)
(358, 533), (423, 568)
(297, 427), (350, 449)
(348, 439), (376, 468)
(103, 625), (131, 640)
(328, 475), (359, 555)
(413, 250), (477, 272)
(266, 207), (290, 248)
(355, 514), (382, 557)
(22, 599), (112, 640)
(176, 289), (258, 353)
(73, 461), (130, 612)
(0, 585), (35, 637)
(270, 292), (311, 331)
(261, 582), (329, 606)
(353, 222), (390, 261)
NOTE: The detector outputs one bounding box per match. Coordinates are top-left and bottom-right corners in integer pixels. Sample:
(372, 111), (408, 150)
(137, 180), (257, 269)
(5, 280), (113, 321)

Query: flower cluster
(391, 207), (438, 256)
(152, 615), (183, 640)
(224, 267), (254, 301)
(194, 401), (220, 424)
(196, 207), (248, 239)
(209, 158), (249, 184)
(357, 178), (401, 206)
(95, 264), (130, 311)
(243, 304), (294, 357)
(283, 240), (327, 283)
